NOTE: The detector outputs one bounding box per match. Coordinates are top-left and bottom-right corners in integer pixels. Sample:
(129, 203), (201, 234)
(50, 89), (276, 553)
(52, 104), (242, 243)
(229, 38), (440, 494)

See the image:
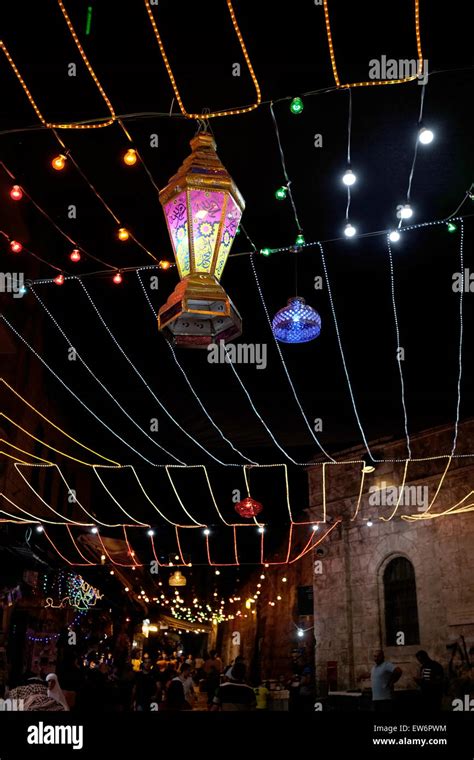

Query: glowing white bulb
(418, 127), (434, 145)
(203, 528), (210, 536)
(312, 524), (320, 531)
(91, 527), (98, 534)
(344, 223), (356, 238)
(257, 526), (265, 534)
(342, 169), (356, 186)
(147, 529), (155, 536)
(367, 520), (373, 527)
(389, 230), (401, 242)
(36, 525), (44, 533)
(400, 204), (413, 219)
(297, 629), (304, 638)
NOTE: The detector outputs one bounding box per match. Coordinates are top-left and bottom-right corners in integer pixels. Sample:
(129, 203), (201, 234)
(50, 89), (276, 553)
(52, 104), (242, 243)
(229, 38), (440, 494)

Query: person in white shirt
(370, 650), (402, 711)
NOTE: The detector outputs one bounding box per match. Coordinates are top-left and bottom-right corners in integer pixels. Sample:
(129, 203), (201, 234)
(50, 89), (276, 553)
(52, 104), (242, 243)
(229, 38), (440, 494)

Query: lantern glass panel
(189, 189), (225, 273)
(215, 195), (242, 280)
(164, 191), (190, 278)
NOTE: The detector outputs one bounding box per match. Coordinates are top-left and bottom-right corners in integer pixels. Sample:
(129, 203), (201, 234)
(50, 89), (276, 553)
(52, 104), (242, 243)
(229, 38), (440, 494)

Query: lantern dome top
(159, 132), (245, 211)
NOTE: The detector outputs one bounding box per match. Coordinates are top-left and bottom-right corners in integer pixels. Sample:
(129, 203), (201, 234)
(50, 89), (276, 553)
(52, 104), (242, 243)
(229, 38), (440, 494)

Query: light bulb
(203, 529), (210, 536)
(100, 554), (106, 561)
(418, 127), (434, 145)
(123, 148), (138, 166)
(290, 97), (304, 114)
(70, 249), (81, 262)
(275, 186), (288, 200)
(260, 248), (271, 257)
(9, 240), (22, 253)
(147, 529), (155, 537)
(36, 525), (44, 533)
(117, 227), (130, 241)
(400, 204), (413, 219)
(52, 154), (67, 171)
(159, 260), (171, 270)
(312, 524), (320, 531)
(113, 271), (123, 284)
(10, 185), (23, 201)
(389, 231), (400, 242)
(297, 629), (304, 638)
(295, 232), (305, 246)
(447, 222), (457, 233)
(258, 526), (265, 534)
(54, 273), (65, 285)
(282, 576), (287, 583)
(344, 223), (356, 238)
(215, 570), (220, 575)
(342, 169), (356, 186)
(367, 520), (373, 527)
(91, 527), (98, 534)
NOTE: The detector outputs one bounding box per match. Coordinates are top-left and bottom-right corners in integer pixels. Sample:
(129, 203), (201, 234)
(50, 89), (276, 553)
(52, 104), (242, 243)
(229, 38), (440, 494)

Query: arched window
(384, 556), (420, 646)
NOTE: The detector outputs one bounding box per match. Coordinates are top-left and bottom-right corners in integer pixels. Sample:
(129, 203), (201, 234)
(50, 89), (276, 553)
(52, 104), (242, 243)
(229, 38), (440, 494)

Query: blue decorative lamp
(272, 296), (321, 344)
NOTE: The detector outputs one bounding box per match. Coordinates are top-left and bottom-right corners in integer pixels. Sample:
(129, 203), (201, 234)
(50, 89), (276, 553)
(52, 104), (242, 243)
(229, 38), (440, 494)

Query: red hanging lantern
(235, 496), (263, 519)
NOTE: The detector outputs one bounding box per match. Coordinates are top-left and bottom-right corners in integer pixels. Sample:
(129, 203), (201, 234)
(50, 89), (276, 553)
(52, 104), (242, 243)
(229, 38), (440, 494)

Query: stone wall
(218, 420), (474, 693)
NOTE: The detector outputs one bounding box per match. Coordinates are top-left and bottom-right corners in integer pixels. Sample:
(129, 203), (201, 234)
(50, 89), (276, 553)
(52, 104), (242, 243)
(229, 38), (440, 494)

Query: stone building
(217, 421), (474, 696)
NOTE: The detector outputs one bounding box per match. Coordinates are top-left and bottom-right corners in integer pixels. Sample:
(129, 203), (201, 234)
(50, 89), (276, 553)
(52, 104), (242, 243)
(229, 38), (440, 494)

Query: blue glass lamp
(272, 296), (321, 344)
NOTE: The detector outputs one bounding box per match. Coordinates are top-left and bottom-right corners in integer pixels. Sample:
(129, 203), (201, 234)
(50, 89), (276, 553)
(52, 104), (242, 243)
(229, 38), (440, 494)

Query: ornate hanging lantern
(158, 133), (244, 347)
(169, 570), (187, 587)
(235, 496), (263, 519)
(272, 296), (321, 344)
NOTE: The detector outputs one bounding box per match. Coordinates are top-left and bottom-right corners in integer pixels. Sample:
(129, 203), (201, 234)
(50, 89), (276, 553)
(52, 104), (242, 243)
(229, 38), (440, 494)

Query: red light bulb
(10, 185), (23, 201)
(113, 271), (123, 284)
(70, 249), (81, 262)
(54, 273), (65, 285)
(10, 240), (22, 253)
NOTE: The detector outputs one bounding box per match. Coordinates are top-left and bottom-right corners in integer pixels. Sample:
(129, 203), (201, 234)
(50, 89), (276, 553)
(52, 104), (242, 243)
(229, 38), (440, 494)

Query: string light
(10, 185), (23, 200)
(323, 0), (424, 88)
(290, 97), (304, 114)
(70, 249), (81, 262)
(342, 169), (356, 186)
(400, 204), (413, 219)
(143, 0), (261, 119)
(9, 240), (22, 253)
(418, 127), (434, 145)
(52, 154), (67, 171)
(123, 148), (138, 166)
(389, 230), (401, 242)
(117, 227), (130, 241)
(113, 271), (123, 285)
(275, 186), (288, 200)
(344, 223), (356, 238)
(54, 273), (65, 285)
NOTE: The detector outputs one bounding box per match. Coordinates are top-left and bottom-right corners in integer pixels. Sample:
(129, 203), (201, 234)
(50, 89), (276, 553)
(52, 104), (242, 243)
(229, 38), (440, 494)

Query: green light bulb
(260, 248), (272, 257)
(290, 97), (304, 114)
(236, 226), (241, 235)
(295, 233), (305, 246)
(447, 222), (457, 233)
(275, 186), (288, 200)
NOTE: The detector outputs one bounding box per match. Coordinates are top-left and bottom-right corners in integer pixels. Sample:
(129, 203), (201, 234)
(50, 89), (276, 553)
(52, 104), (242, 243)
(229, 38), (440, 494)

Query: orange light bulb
(117, 227), (129, 241)
(10, 240), (22, 253)
(70, 249), (81, 262)
(52, 154), (67, 171)
(159, 260), (171, 270)
(123, 148), (138, 166)
(10, 185), (23, 201)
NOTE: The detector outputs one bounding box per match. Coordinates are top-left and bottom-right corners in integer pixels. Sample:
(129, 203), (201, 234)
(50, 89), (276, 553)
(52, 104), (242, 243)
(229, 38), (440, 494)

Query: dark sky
(1, 1), (473, 584)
